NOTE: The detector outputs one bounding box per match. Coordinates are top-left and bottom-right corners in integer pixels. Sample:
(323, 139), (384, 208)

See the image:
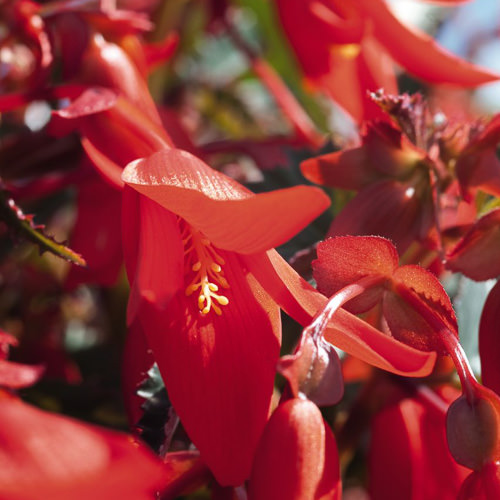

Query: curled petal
(122, 149), (330, 254)
(358, 0), (500, 86)
(247, 250), (436, 377)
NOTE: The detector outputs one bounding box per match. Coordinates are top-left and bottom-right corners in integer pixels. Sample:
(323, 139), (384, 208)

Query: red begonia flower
(275, 0), (498, 122)
(369, 386), (469, 500)
(446, 208), (500, 281)
(0, 393), (167, 500)
(479, 280), (500, 397)
(248, 398), (341, 500)
(313, 236), (458, 353)
(121, 148), (331, 485)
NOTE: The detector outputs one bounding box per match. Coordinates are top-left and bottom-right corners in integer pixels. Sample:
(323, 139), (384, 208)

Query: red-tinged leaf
(446, 209), (500, 281)
(0, 360), (44, 389)
(313, 236), (397, 313)
(122, 149), (330, 255)
(357, 0), (500, 86)
(278, 330), (343, 406)
(479, 281), (500, 397)
(328, 179), (434, 254)
(65, 176), (122, 289)
(456, 149), (500, 200)
(161, 451), (211, 500)
(248, 398), (341, 500)
(301, 122), (422, 189)
(0, 188), (86, 267)
(136, 253), (281, 486)
(369, 387), (468, 500)
(0, 396), (167, 500)
(246, 250), (436, 377)
(458, 464), (500, 500)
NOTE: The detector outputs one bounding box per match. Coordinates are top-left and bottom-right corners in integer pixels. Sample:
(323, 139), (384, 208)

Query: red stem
(306, 274), (386, 340)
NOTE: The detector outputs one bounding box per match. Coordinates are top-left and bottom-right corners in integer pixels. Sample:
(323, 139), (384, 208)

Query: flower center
(181, 224), (229, 316)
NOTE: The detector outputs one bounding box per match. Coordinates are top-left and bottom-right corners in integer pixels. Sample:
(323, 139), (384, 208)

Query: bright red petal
(479, 281), (500, 397)
(0, 396), (167, 500)
(135, 251), (281, 486)
(369, 387), (468, 500)
(358, 0), (499, 86)
(65, 175), (123, 289)
(246, 250), (436, 376)
(122, 149), (330, 254)
(248, 398), (341, 500)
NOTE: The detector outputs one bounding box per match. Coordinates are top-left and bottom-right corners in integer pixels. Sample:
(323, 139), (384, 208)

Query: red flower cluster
(1, 0), (500, 498)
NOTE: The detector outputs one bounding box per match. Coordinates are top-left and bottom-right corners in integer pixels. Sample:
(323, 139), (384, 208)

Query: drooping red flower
(248, 398), (341, 500)
(274, 0), (498, 122)
(369, 385), (469, 500)
(121, 147), (331, 485)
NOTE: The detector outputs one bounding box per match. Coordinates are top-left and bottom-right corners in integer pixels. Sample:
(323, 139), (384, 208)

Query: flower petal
(65, 175), (123, 289)
(369, 387), (468, 500)
(246, 250), (436, 376)
(0, 396), (167, 500)
(358, 0), (500, 86)
(248, 398), (341, 500)
(122, 149), (330, 254)
(135, 250), (281, 486)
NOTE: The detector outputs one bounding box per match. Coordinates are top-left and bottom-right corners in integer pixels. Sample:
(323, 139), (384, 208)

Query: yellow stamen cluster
(182, 227), (230, 316)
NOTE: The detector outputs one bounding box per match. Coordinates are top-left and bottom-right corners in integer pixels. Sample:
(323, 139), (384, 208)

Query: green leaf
(0, 188), (86, 267)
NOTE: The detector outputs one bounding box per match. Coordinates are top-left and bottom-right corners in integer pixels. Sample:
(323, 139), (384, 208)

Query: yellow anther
(216, 296), (229, 306)
(182, 224), (230, 316)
